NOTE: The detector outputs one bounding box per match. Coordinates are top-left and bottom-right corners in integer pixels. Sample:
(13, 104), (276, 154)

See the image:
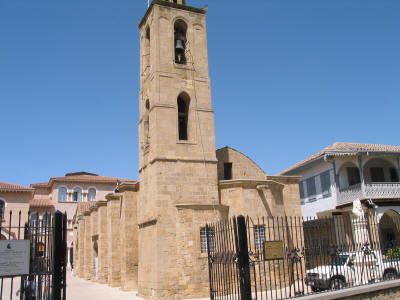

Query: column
(90, 207), (99, 281)
(358, 155), (365, 197)
(118, 183), (139, 291)
(83, 212), (91, 280)
(77, 216), (86, 278)
(97, 201), (108, 284)
(106, 193), (122, 287)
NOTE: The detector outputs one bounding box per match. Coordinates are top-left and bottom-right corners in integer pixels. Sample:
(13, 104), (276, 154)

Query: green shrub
(386, 247), (400, 259)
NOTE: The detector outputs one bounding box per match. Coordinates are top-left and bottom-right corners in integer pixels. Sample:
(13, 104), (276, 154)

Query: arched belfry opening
(177, 93), (190, 140)
(174, 20), (187, 64)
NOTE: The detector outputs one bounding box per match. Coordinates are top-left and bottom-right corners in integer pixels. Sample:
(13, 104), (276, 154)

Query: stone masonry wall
(120, 190), (139, 291)
(107, 197), (121, 286)
(77, 216), (85, 278)
(97, 202), (108, 284)
(83, 213), (91, 280)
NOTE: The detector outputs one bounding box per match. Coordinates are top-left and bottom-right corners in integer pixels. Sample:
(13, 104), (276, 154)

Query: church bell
(175, 39), (185, 51)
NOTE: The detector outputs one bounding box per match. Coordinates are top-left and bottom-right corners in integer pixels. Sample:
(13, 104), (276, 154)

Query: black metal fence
(207, 213), (400, 300)
(0, 210), (67, 300)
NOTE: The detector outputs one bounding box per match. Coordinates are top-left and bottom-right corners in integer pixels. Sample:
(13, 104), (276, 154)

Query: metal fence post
(237, 215), (251, 300)
(52, 211), (64, 300)
(206, 224), (214, 300)
(62, 213), (67, 300)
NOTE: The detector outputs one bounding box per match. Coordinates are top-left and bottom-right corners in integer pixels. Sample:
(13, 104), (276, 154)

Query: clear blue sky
(1, 0), (399, 187)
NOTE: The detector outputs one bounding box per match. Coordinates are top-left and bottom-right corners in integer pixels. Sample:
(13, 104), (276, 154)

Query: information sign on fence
(0, 240), (30, 276)
(264, 240), (284, 260)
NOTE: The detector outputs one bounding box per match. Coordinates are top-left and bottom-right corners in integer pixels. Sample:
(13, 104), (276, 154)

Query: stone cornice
(266, 175), (301, 184)
(139, 157), (217, 172)
(219, 178), (298, 190)
(118, 181), (139, 192)
(105, 193), (122, 201)
(96, 200), (108, 207)
(89, 205), (99, 213)
(138, 0), (207, 29)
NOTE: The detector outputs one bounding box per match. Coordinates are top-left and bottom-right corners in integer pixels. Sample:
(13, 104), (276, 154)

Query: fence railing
(206, 213), (400, 300)
(0, 210), (67, 300)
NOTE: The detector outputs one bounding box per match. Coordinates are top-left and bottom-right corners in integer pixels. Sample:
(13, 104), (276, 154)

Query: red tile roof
(279, 142), (400, 175)
(30, 182), (49, 188)
(29, 198), (54, 208)
(0, 182), (34, 192)
(77, 202), (97, 214)
(30, 174), (136, 188)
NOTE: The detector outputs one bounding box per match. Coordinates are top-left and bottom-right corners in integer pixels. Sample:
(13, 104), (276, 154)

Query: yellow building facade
(73, 1), (302, 299)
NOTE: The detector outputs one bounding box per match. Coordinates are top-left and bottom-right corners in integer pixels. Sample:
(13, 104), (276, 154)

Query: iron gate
(0, 210), (67, 300)
(206, 214), (400, 300)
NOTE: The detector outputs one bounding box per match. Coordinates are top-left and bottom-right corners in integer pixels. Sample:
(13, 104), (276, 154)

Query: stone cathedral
(73, 0), (301, 299)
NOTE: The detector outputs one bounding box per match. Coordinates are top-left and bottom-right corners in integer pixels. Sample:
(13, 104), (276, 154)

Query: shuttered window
(306, 177), (316, 197)
(299, 182), (305, 199)
(320, 171), (331, 194)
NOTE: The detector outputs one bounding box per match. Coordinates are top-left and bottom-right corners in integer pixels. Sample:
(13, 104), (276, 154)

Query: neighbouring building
(0, 182), (33, 240)
(280, 142), (400, 250)
(73, 0), (302, 299)
(30, 171), (136, 269)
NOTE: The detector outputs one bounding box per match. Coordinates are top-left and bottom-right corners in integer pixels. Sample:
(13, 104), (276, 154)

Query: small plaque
(264, 241), (284, 260)
(0, 240), (30, 276)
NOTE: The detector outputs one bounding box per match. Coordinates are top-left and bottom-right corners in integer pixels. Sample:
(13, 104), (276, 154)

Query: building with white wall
(280, 143), (400, 221)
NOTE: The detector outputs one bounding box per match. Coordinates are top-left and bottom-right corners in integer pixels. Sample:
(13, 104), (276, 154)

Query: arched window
(144, 99), (150, 144)
(144, 26), (150, 69)
(0, 200), (5, 220)
(73, 187), (82, 202)
(177, 93), (190, 140)
(88, 188), (96, 202)
(58, 187), (67, 201)
(174, 20), (187, 64)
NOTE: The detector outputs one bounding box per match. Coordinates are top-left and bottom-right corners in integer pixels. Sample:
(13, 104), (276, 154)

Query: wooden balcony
(338, 182), (400, 205)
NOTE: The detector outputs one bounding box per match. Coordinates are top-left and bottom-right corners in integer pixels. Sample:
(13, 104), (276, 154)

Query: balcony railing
(338, 182), (400, 205)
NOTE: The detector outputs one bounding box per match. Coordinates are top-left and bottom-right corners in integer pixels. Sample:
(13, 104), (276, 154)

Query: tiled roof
(29, 198), (54, 208)
(0, 182), (34, 192)
(77, 202), (97, 214)
(51, 175), (136, 183)
(30, 182), (49, 188)
(279, 142), (400, 175)
(30, 174), (136, 188)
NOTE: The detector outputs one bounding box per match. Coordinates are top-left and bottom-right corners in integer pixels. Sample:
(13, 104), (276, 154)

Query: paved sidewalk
(67, 272), (209, 300)
(67, 272), (145, 300)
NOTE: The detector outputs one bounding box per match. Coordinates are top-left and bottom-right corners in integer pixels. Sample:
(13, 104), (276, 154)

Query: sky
(0, 0), (399, 187)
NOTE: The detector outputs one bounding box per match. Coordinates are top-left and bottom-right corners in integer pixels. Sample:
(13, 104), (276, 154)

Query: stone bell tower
(137, 0), (223, 298)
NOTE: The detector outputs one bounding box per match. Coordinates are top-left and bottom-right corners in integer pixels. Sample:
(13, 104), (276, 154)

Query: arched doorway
(379, 209), (400, 251)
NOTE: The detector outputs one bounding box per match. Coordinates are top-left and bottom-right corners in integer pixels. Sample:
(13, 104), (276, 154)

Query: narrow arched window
(88, 188), (96, 202)
(145, 26), (150, 68)
(144, 99), (150, 144)
(58, 187), (67, 201)
(0, 200), (5, 220)
(178, 93), (190, 140)
(73, 187), (82, 202)
(174, 20), (187, 64)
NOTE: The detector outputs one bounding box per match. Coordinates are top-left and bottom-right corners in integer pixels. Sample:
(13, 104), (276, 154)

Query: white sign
(0, 240), (30, 276)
